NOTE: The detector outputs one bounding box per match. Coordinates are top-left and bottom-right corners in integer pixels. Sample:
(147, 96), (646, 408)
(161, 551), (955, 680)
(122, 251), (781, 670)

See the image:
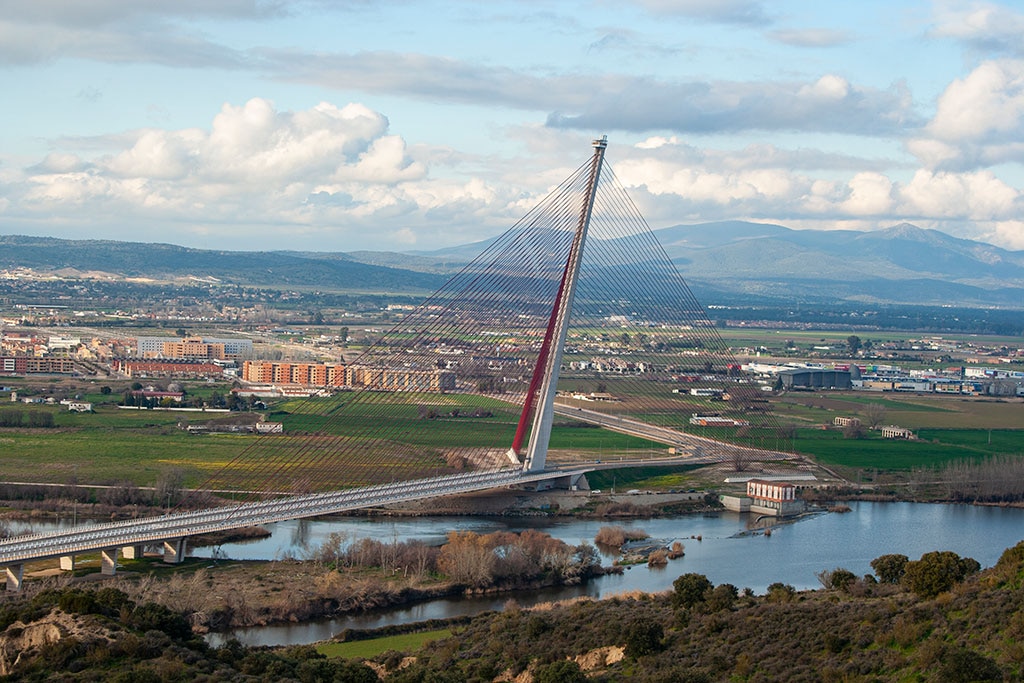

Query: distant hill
(0, 235), (445, 293)
(2, 222), (1023, 307)
(646, 221), (1024, 306)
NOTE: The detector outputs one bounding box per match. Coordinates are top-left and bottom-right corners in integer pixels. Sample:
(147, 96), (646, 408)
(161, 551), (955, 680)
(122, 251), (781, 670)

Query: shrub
(902, 551), (980, 598)
(624, 618), (663, 659)
(936, 646), (1002, 682)
(672, 573), (712, 609)
(871, 553), (909, 584)
(765, 582), (796, 603)
(534, 660), (587, 683)
(818, 567), (857, 592)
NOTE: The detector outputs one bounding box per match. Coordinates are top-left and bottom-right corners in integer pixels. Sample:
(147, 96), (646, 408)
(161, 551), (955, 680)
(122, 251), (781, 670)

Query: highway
(552, 402), (792, 463)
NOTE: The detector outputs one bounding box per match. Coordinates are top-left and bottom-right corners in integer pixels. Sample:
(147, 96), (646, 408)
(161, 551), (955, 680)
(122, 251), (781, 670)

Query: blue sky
(1, 0), (1023, 252)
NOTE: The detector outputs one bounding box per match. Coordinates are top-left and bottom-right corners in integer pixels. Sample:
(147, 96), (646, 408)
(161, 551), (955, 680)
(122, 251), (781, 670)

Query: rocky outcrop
(0, 609), (115, 676)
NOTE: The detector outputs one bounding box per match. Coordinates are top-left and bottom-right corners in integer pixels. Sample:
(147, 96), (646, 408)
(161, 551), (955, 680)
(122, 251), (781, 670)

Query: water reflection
(10, 502), (1024, 649)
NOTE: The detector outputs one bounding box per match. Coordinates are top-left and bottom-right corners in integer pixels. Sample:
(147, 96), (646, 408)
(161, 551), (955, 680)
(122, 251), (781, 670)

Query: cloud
(8, 98), (525, 250)
(0, 17), (249, 67)
(908, 59), (1024, 169)
(630, 0), (771, 25)
(547, 74), (918, 135)
(842, 173), (895, 216)
(898, 169), (1019, 220)
(930, 0), (1024, 56)
(768, 28), (853, 48)
(604, 141), (1022, 247)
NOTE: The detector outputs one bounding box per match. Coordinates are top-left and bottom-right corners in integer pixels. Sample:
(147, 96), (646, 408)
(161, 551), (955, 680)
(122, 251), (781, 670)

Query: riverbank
(6, 525), (619, 634)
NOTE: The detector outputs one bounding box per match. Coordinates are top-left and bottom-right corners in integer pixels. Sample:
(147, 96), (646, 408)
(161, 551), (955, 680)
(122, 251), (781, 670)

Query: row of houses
(833, 416), (914, 439)
(747, 362), (1024, 396)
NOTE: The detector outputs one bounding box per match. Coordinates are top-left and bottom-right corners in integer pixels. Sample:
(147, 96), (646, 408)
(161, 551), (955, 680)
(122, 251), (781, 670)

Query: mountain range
(2, 222), (1023, 308)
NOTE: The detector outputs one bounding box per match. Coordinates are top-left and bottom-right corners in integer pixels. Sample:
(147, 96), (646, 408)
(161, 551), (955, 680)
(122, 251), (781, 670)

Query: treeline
(0, 409), (54, 428)
(936, 456), (1024, 503)
(710, 302), (1024, 335)
(311, 529), (602, 589)
(0, 470), (190, 510)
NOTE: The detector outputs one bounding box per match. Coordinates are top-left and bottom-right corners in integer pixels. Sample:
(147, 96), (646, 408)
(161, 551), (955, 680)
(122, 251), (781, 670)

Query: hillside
(1, 542), (1022, 680)
(0, 235), (445, 293)
(3, 221), (1024, 307)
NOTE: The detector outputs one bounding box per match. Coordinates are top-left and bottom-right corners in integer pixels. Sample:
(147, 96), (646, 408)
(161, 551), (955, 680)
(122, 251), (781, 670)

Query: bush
(672, 573), (712, 609)
(705, 583), (738, 612)
(534, 660), (587, 683)
(624, 618), (663, 659)
(902, 551), (980, 598)
(765, 582), (796, 603)
(936, 647), (1002, 682)
(871, 553), (909, 584)
(818, 567), (857, 592)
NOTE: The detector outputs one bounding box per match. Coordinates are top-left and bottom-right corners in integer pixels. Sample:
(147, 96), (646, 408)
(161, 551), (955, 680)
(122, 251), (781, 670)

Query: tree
(902, 550), (980, 598)
(438, 531), (494, 587)
(620, 332), (631, 347)
(706, 583), (738, 612)
(100, 386), (112, 395)
(847, 335), (862, 354)
(624, 618), (663, 659)
(672, 573), (712, 609)
(863, 403), (887, 429)
(765, 582), (796, 603)
(843, 422), (866, 439)
(870, 553), (909, 584)
(817, 567), (857, 592)
(534, 660), (587, 683)
(155, 468), (186, 509)
(936, 647), (1003, 683)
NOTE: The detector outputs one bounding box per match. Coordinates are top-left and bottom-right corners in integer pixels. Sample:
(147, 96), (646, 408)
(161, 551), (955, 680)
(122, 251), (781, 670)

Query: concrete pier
(162, 538), (186, 564)
(4, 564), (23, 592)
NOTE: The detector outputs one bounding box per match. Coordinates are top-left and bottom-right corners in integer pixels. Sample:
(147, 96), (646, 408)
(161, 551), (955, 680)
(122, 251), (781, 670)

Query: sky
(1, 0), (1023, 253)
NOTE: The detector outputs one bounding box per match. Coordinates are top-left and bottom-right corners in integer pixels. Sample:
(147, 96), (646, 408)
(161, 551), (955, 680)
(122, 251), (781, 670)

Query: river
(10, 501), (1023, 647)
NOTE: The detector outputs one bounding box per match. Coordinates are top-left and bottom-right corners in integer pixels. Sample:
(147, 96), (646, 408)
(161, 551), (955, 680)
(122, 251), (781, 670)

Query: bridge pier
(4, 564), (23, 592)
(122, 545), (145, 560)
(162, 538), (186, 564)
(100, 548), (118, 576)
(59, 555), (76, 571)
(525, 471), (589, 492)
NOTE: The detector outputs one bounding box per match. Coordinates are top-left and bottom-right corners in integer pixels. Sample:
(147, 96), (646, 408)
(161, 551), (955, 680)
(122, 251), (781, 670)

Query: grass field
(316, 629), (453, 659)
(791, 428), (1024, 471)
(3, 382), (1023, 489)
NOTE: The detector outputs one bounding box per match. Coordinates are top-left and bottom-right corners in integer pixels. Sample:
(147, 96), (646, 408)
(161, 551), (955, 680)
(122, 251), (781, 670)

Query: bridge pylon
(512, 136), (608, 473)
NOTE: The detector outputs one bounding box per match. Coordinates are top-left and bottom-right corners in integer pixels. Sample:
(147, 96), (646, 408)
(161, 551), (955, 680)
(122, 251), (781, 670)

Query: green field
(316, 629), (453, 659)
(3, 379), (1024, 490)
(792, 428), (1024, 471)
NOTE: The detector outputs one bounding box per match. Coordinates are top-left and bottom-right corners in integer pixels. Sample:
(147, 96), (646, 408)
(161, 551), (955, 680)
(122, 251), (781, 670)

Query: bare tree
(862, 403), (887, 429)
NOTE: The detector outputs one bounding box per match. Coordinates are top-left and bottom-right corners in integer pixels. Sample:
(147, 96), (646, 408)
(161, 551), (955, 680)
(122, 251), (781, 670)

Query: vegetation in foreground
(1, 542), (1022, 681)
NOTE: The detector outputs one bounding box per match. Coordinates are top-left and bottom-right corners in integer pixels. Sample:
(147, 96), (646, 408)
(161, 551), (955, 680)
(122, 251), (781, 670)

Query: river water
(189, 501), (1024, 647)
(10, 501), (1023, 647)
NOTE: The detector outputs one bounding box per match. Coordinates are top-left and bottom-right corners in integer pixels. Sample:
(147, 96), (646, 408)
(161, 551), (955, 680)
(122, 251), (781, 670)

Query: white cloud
(930, 0), (1024, 56)
(929, 60), (1024, 141)
(908, 59), (1024, 169)
(7, 98), (521, 249)
(898, 169), (1018, 220)
(842, 172), (895, 216)
(987, 220), (1024, 249)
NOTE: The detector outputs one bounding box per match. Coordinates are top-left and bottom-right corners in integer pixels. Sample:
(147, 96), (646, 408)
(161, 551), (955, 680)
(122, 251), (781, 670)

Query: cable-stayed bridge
(2, 138), (794, 590)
